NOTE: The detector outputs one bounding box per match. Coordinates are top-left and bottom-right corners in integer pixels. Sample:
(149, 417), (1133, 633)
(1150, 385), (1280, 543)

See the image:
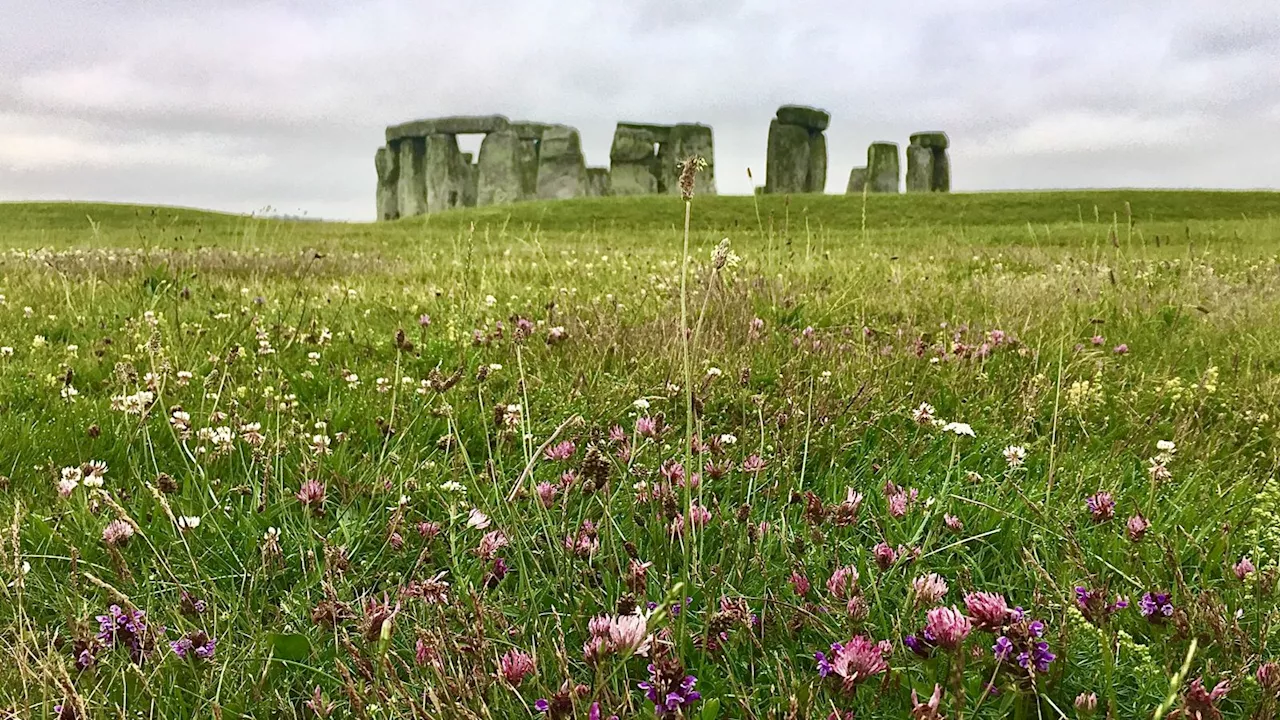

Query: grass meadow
(2, 187), (1280, 719)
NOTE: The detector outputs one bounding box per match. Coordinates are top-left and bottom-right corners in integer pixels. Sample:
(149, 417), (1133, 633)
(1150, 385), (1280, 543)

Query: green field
(2, 189), (1279, 719)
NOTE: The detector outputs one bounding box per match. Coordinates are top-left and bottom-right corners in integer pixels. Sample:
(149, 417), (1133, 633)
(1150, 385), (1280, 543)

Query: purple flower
(1085, 493), (1115, 522)
(992, 636), (1014, 662)
(534, 699), (550, 713)
(1075, 587), (1128, 624)
(169, 630), (216, 660)
(95, 604), (158, 663)
(638, 662), (701, 718)
(1138, 592), (1174, 623)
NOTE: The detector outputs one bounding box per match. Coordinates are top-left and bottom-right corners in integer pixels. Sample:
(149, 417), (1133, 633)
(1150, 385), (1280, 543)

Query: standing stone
(910, 132), (951, 192)
(662, 124), (716, 196)
(765, 119), (811, 194)
(536, 125), (587, 200)
(476, 130), (523, 206)
(375, 146), (399, 221)
(866, 142), (900, 194)
(905, 145), (934, 193)
(775, 105), (831, 132)
(805, 133), (827, 193)
(586, 167), (611, 197)
(846, 167), (868, 194)
(396, 138), (427, 218)
(426, 133), (465, 213)
(609, 124), (662, 196)
(518, 139), (540, 199)
(460, 156), (478, 208)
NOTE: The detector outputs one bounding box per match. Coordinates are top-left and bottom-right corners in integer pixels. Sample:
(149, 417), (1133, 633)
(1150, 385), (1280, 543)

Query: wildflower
(964, 592), (1011, 632)
(499, 649), (535, 686)
(176, 515), (200, 531)
(83, 460), (107, 487)
(639, 656), (702, 718)
(742, 454), (765, 473)
(1138, 592), (1174, 623)
(56, 468), (80, 497)
(912, 403), (936, 425)
(748, 317), (765, 340)
(943, 513), (963, 532)
(1234, 556), (1255, 581)
(911, 685), (944, 720)
(1170, 678), (1228, 720)
(832, 488), (863, 526)
(815, 636), (889, 692)
(1113, 344), (1129, 355)
(1127, 513), (1151, 541)
(1002, 445), (1027, 467)
(311, 434), (332, 455)
(1075, 692), (1098, 716)
(95, 605), (157, 663)
(169, 630), (216, 660)
(1257, 662), (1280, 695)
(544, 440), (575, 462)
(536, 482), (558, 507)
(827, 565), (859, 599)
(912, 573), (949, 607)
(477, 530), (509, 560)
(789, 571), (811, 597)
(547, 326), (567, 344)
(466, 508), (491, 530)
(924, 606), (972, 650)
(1148, 457), (1172, 482)
(1090, 335), (1105, 346)
(101, 519), (133, 547)
(608, 613), (651, 656)
(636, 416), (659, 438)
(305, 686), (337, 719)
(1085, 492), (1115, 522)
(676, 155), (707, 201)
(1075, 587), (1128, 624)
(296, 479), (326, 510)
(942, 421), (975, 437)
(873, 542), (897, 570)
(992, 612), (1055, 674)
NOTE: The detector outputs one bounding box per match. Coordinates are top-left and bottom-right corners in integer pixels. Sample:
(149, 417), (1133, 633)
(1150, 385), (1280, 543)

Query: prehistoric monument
(609, 123), (716, 196)
(374, 108), (949, 217)
(847, 132), (951, 195)
(374, 115), (616, 221)
(764, 105), (830, 194)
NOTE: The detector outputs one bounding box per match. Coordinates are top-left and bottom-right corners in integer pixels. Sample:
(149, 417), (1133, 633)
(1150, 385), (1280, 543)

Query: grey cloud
(2, 0), (1278, 220)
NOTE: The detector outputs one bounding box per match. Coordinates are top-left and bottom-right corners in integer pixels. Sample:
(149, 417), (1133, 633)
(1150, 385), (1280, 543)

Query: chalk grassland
(0, 190), (1279, 718)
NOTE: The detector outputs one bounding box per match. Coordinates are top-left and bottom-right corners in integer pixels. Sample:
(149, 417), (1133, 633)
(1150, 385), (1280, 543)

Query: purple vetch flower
(95, 604), (159, 663)
(1085, 492), (1115, 522)
(1138, 592), (1174, 623)
(1075, 586), (1128, 624)
(169, 630), (216, 660)
(992, 612), (1054, 675)
(638, 658), (701, 718)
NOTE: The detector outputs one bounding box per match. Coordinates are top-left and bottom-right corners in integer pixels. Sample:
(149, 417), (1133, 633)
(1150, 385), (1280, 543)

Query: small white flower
(942, 422), (976, 438)
(466, 508), (491, 530)
(1002, 445), (1027, 468)
(177, 515), (201, 530)
(633, 398), (650, 410)
(1156, 440), (1176, 452)
(719, 433), (738, 446)
(439, 480), (466, 494)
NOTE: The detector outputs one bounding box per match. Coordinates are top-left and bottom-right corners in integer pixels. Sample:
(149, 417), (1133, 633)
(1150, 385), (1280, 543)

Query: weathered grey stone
(805, 132), (827, 193)
(931, 150), (950, 193)
(476, 130), (523, 206)
(846, 167), (867, 194)
(511, 122), (553, 140)
(866, 142), (900, 194)
(426, 133), (465, 213)
(611, 124), (662, 163)
(905, 145), (933, 193)
(386, 115), (511, 142)
(776, 105), (831, 132)
(586, 167), (610, 197)
(661, 124), (716, 196)
(610, 162), (659, 196)
(536, 125), (587, 200)
(518, 138), (540, 199)
(375, 146), (399, 221)
(617, 122), (672, 143)
(461, 160), (478, 208)
(909, 131), (949, 150)
(396, 138), (427, 217)
(765, 119), (810, 194)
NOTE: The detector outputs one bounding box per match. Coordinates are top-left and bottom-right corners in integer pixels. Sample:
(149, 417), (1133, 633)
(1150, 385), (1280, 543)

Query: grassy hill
(3, 189), (1279, 251)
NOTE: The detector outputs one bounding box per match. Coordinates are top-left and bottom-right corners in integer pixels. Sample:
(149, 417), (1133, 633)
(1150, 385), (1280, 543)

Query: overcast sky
(2, 0), (1278, 221)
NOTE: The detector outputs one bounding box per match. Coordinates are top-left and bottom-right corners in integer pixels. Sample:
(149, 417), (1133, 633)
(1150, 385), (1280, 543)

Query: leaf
(268, 632), (312, 662)
(699, 698), (721, 720)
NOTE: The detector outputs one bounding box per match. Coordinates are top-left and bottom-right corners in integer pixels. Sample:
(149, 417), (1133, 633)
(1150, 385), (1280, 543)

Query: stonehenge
(846, 132), (951, 196)
(374, 108), (951, 218)
(765, 105), (829, 194)
(374, 115), (584, 220)
(375, 115), (717, 219)
(608, 122), (715, 197)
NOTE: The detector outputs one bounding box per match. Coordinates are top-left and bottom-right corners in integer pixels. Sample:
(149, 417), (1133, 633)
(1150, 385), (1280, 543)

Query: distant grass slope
(3, 189), (1279, 249)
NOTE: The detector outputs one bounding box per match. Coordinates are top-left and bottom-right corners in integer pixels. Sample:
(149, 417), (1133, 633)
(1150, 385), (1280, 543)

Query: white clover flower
(1002, 445), (1027, 468)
